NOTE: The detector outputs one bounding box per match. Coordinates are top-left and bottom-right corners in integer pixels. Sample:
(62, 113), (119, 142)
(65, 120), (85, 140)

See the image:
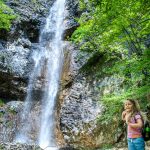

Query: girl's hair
(126, 99), (141, 113)
(125, 99), (141, 120)
(125, 99), (147, 122)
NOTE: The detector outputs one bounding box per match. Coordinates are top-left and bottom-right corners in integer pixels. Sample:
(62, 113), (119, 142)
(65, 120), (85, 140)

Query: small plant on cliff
(0, 144), (4, 150)
(7, 107), (17, 115)
(0, 0), (16, 30)
(0, 99), (5, 107)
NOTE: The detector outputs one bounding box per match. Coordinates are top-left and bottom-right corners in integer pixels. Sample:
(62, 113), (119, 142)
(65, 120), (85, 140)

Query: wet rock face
(59, 45), (104, 148)
(0, 143), (77, 150)
(0, 0), (79, 101)
(4, 0), (55, 42)
(0, 143), (42, 150)
(64, 0), (80, 39)
(0, 100), (42, 144)
(0, 0), (52, 100)
(60, 74), (103, 148)
(0, 42), (31, 76)
(0, 39), (38, 100)
(59, 43), (126, 148)
(0, 73), (26, 100)
(0, 0), (79, 42)
(0, 101), (23, 143)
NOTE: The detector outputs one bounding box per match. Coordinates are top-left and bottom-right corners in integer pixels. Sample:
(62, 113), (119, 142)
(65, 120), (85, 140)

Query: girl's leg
(128, 138), (136, 150)
(134, 137), (145, 150)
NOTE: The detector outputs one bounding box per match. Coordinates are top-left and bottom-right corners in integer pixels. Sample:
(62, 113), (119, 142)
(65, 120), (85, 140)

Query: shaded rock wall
(0, 143), (42, 150)
(0, 0), (83, 149)
(0, 0), (53, 101)
(58, 43), (126, 149)
(0, 0), (126, 149)
(0, 0), (78, 101)
(64, 0), (80, 38)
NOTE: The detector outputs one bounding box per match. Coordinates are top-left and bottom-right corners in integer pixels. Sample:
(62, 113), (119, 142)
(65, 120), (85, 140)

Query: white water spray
(15, 0), (66, 149)
(38, 0), (66, 149)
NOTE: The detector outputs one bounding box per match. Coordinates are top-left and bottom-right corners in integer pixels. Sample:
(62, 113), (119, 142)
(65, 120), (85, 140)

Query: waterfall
(15, 0), (66, 149)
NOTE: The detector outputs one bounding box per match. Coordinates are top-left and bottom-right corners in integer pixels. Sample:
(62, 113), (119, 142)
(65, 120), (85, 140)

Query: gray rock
(6, 101), (24, 112)
(0, 143), (42, 150)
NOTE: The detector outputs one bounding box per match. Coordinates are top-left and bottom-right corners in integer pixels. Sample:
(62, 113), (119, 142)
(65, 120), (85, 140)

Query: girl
(122, 99), (145, 150)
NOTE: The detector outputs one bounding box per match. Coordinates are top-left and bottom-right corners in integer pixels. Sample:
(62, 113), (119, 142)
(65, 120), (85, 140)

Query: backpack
(134, 112), (150, 141)
(142, 120), (150, 141)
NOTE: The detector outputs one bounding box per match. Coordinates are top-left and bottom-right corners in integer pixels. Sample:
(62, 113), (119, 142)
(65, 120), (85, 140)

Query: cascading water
(38, 0), (66, 148)
(15, 0), (66, 149)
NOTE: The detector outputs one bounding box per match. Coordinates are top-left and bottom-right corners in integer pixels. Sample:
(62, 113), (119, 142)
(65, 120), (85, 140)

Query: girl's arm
(126, 118), (143, 128)
(122, 111), (127, 121)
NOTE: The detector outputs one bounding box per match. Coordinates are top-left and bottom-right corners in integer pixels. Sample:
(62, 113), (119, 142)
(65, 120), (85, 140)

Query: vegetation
(0, 0), (16, 30)
(71, 0), (150, 123)
(0, 98), (5, 107)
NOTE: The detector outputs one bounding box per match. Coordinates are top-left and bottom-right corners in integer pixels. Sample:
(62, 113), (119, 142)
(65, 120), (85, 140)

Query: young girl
(122, 99), (145, 150)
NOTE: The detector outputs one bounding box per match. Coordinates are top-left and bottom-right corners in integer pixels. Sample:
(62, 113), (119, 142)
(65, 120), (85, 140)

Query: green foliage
(0, 98), (5, 107)
(99, 85), (150, 124)
(0, 144), (4, 150)
(72, 0), (150, 56)
(100, 144), (113, 150)
(7, 108), (17, 114)
(72, 0), (150, 124)
(0, 0), (16, 30)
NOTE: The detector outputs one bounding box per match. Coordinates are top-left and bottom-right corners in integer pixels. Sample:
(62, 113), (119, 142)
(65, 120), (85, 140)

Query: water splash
(15, 0), (66, 149)
(38, 0), (66, 148)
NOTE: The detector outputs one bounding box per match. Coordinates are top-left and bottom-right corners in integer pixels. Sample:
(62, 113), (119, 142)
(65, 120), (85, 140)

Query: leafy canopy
(71, 0), (150, 123)
(0, 0), (16, 30)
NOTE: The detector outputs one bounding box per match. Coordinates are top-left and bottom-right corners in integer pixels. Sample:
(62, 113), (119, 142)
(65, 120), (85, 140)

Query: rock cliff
(0, 0), (130, 149)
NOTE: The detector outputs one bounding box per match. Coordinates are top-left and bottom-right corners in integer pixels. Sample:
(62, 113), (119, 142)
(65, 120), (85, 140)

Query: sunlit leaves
(72, 0), (150, 123)
(72, 0), (149, 56)
(0, 0), (16, 30)
(72, 0), (150, 76)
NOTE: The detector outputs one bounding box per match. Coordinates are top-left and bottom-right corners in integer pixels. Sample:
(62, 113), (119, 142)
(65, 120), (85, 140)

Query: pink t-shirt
(128, 114), (143, 138)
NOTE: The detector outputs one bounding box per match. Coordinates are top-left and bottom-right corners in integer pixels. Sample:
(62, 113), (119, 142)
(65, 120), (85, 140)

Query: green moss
(0, 99), (5, 107)
(0, 145), (4, 150)
(0, 112), (4, 118)
(7, 107), (17, 114)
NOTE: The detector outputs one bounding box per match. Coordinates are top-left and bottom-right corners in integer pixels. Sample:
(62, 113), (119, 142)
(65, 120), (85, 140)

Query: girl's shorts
(127, 137), (145, 150)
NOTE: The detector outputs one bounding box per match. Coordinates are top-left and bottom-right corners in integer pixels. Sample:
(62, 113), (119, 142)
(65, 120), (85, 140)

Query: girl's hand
(122, 110), (127, 121)
(125, 112), (131, 124)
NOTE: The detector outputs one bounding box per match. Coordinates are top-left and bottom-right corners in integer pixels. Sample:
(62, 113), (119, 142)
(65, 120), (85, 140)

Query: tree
(71, 0), (150, 122)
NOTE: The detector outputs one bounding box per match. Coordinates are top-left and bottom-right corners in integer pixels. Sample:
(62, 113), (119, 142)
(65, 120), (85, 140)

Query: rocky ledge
(0, 143), (42, 150)
(0, 143), (78, 150)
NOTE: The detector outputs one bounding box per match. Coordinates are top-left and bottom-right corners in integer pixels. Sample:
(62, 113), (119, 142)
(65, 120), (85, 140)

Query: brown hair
(127, 99), (140, 113)
(125, 99), (141, 121)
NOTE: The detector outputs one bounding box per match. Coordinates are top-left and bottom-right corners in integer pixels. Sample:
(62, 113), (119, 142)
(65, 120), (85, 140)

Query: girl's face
(124, 100), (133, 112)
